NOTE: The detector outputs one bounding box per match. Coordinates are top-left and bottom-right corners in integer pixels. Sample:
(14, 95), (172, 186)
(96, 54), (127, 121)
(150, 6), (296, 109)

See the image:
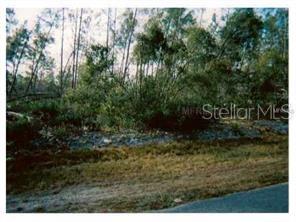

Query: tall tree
(111, 9), (117, 75)
(74, 9), (84, 88)
(219, 9), (263, 105)
(25, 9), (59, 94)
(60, 8), (65, 95)
(6, 8), (17, 34)
(106, 8), (111, 49)
(117, 9), (138, 79)
(6, 24), (31, 95)
(123, 8), (137, 81)
(71, 9), (79, 89)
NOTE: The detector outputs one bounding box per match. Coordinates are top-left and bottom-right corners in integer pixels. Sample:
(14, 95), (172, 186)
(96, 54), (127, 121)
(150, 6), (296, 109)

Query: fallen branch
(7, 93), (59, 102)
(6, 111), (32, 122)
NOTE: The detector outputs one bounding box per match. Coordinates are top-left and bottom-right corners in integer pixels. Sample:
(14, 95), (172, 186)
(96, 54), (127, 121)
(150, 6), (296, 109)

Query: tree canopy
(6, 8), (288, 130)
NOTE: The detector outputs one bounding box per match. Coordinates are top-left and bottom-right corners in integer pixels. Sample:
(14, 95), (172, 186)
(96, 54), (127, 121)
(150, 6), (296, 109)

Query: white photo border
(0, 1), (295, 222)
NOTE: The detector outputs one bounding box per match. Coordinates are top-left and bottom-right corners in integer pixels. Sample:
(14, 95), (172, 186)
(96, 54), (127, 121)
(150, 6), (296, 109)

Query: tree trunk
(74, 8), (83, 88)
(120, 44), (127, 75)
(111, 9), (117, 75)
(72, 9), (78, 89)
(106, 8), (110, 49)
(9, 38), (29, 95)
(60, 8), (65, 95)
(146, 63), (149, 76)
(26, 19), (55, 94)
(199, 9), (205, 27)
(123, 9), (137, 82)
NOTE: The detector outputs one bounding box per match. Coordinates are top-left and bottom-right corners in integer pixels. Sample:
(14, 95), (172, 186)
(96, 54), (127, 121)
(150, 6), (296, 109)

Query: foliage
(6, 8), (289, 139)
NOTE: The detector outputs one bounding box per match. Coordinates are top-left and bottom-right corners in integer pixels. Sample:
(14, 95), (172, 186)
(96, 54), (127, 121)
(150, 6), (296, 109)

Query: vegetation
(7, 133), (287, 212)
(6, 9), (288, 133)
(6, 8), (288, 212)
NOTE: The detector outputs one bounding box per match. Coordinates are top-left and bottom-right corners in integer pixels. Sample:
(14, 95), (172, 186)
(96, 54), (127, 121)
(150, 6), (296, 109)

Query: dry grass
(7, 134), (288, 212)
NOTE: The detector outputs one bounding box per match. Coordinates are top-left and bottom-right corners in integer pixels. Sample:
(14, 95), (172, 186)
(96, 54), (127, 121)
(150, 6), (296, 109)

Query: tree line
(6, 8), (288, 130)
